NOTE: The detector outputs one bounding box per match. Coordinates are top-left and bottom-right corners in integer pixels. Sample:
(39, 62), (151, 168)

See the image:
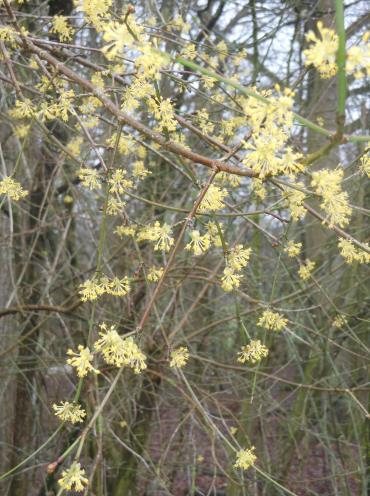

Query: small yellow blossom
(14, 124), (30, 139)
(258, 310), (287, 331)
(94, 323), (126, 367)
(0, 26), (16, 44)
(185, 230), (211, 256)
(77, 168), (101, 190)
(251, 178), (266, 200)
(332, 314), (348, 329)
(304, 21), (338, 78)
(67, 345), (99, 378)
(121, 336), (147, 373)
(169, 346), (189, 368)
(234, 447), (256, 470)
(346, 33), (370, 79)
(147, 266), (164, 282)
(148, 97), (177, 133)
(135, 43), (167, 78)
(114, 225), (137, 237)
(338, 239), (370, 264)
(53, 402), (86, 424)
(50, 15), (74, 41)
(221, 267), (242, 292)
(79, 277), (102, 301)
(298, 259), (315, 281)
(196, 108), (214, 134)
(77, 0), (112, 31)
(359, 154), (370, 177)
(284, 241), (302, 257)
(9, 98), (35, 119)
(237, 340), (269, 364)
(284, 184), (306, 221)
(95, 324), (147, 373)
(311, 169), (351, 227)
(102, 20), (137, 58)
(228, 245), (251, 271)
(133, 160), (151, 179)
(107, 197), (126, 215)
(137, 222), (174, 251)
(230, 426), (238, 435)
(0, 177), (28, 201)
(198, 185), (228, 213)
(67, 136), (83, 156)
(108, 168), (133, 193)
(107, 276), (131, 296)
(206, 221), (224, 247)
(181, 43), (196, 60)
(58, 462), (88, 492)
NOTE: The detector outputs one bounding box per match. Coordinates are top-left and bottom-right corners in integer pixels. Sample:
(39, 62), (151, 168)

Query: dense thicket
(0, 1), (369, 495)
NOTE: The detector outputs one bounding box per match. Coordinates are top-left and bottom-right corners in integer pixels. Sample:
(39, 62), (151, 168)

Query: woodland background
(0, 0), (369, 495)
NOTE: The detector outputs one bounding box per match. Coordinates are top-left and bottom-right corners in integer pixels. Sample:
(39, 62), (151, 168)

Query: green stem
(163, 54), (369, 143)
(335, 0), (347, 124)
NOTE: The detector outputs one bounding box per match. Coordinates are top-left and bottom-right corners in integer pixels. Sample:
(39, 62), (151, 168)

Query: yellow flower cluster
(133, 160), (151, 179)
(169, 346), (189, 368)
(283, 183), (306, 221)
(53, 401), (86, 424)
(234, 447), (256, 470)
(14, 123), (30, 139)
(332, 314), (348, 329)
(220, 245), (251, 292)
(258, 310), (287, 331)
(0, 177), (28, 201)
(181, 43), (197, 60)
(237, 340), (269, 364)
(137, 221), (174, 251)
(346, 32), (370, 79)
(58, 461), (88, 492)
(185, 230), (211, 256)
(77, 168), (101, 190)
(147, 266), (164, 282)
(148, 97), (177, 133)
(107, 197), (126, 215)
(242, 86), (302, 179)
(198, 185), (228, 213)
(38, 89), (75, 122)
(102, 18), (142, 58)
(79, 275), (131, 301)
(67, 136), (83, 157)
(338, 239), (370, 264)
(114, 225), (136, 238)
(311, 169), (351, 227)
(108, 168), (133, 194)
(304, 23), (369, 80)
(67, 345), (99, 378)
(50, 15), (74, 41)
(359, 154), (370, 177)
(94, 323), (147, 373)
(304, 21), (338, 78)
(196, 108), (214, 134)
(284, 240), (302, 257)
(206, 221), (223, 247)
(135, 43), (167, 79)
(9, 98), (35, 119)
(221, 267), (242, 292)
(0, 26), (17, 44)
(228, 245), (252, 271)
(298, 259), (315, 280)
(76, 0), (112, 31)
